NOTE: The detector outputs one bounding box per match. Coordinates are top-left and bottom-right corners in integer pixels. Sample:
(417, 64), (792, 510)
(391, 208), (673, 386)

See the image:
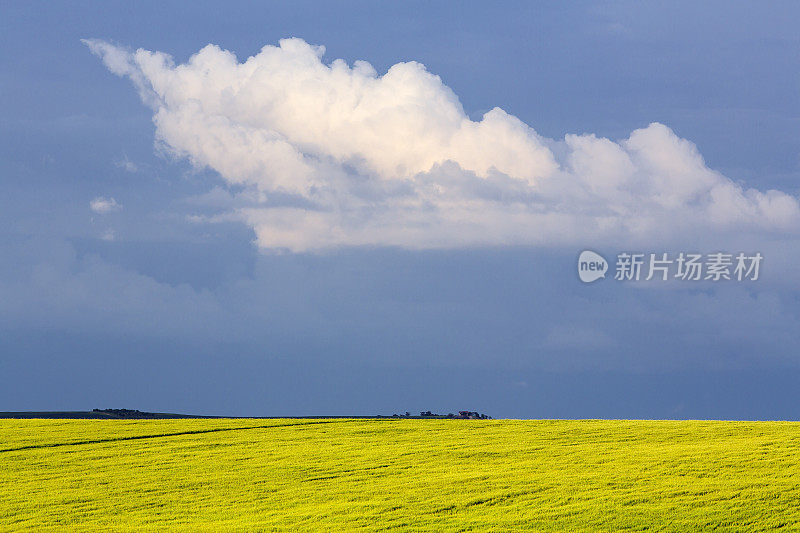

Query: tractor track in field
(0, 419), (370, 453)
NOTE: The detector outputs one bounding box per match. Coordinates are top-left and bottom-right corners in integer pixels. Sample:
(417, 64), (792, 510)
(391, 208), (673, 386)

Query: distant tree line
(389, 410), (491, 419)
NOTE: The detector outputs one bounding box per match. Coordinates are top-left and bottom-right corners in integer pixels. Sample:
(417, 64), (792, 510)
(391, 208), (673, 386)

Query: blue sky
(1, 1), (800, 418)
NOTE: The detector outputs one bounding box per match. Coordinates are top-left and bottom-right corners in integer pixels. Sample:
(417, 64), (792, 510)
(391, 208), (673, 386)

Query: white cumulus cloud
(85, 38), (800, 251)
(90, 196), (122, 214)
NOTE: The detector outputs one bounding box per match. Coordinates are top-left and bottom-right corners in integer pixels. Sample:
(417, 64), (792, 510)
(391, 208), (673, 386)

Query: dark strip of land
(0, 411), (216, 419)
(0, 411), (407, 420)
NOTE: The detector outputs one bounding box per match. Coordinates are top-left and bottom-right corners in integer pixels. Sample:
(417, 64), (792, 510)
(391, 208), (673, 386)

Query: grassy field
(2, 419), (800, 531)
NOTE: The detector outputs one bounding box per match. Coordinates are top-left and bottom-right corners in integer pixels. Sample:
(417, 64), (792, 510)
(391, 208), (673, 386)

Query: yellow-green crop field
(2, 419), (800, 531)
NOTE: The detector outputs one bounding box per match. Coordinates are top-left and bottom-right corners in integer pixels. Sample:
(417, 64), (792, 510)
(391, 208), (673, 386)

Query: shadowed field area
(1, 419), (799, 530)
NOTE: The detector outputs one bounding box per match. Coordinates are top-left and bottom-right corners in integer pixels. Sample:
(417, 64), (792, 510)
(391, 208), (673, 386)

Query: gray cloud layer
(2, 235), (799, 372)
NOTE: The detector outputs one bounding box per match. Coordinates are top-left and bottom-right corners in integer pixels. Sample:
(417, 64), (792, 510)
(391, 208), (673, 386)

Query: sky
(1, 1), (800, 418)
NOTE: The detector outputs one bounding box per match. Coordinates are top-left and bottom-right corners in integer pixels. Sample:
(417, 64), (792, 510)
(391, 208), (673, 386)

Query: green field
(2, 419), (800, 531)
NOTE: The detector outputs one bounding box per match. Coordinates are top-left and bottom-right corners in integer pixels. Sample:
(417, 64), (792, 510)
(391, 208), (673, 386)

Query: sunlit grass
(2, 419), (799, 530)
